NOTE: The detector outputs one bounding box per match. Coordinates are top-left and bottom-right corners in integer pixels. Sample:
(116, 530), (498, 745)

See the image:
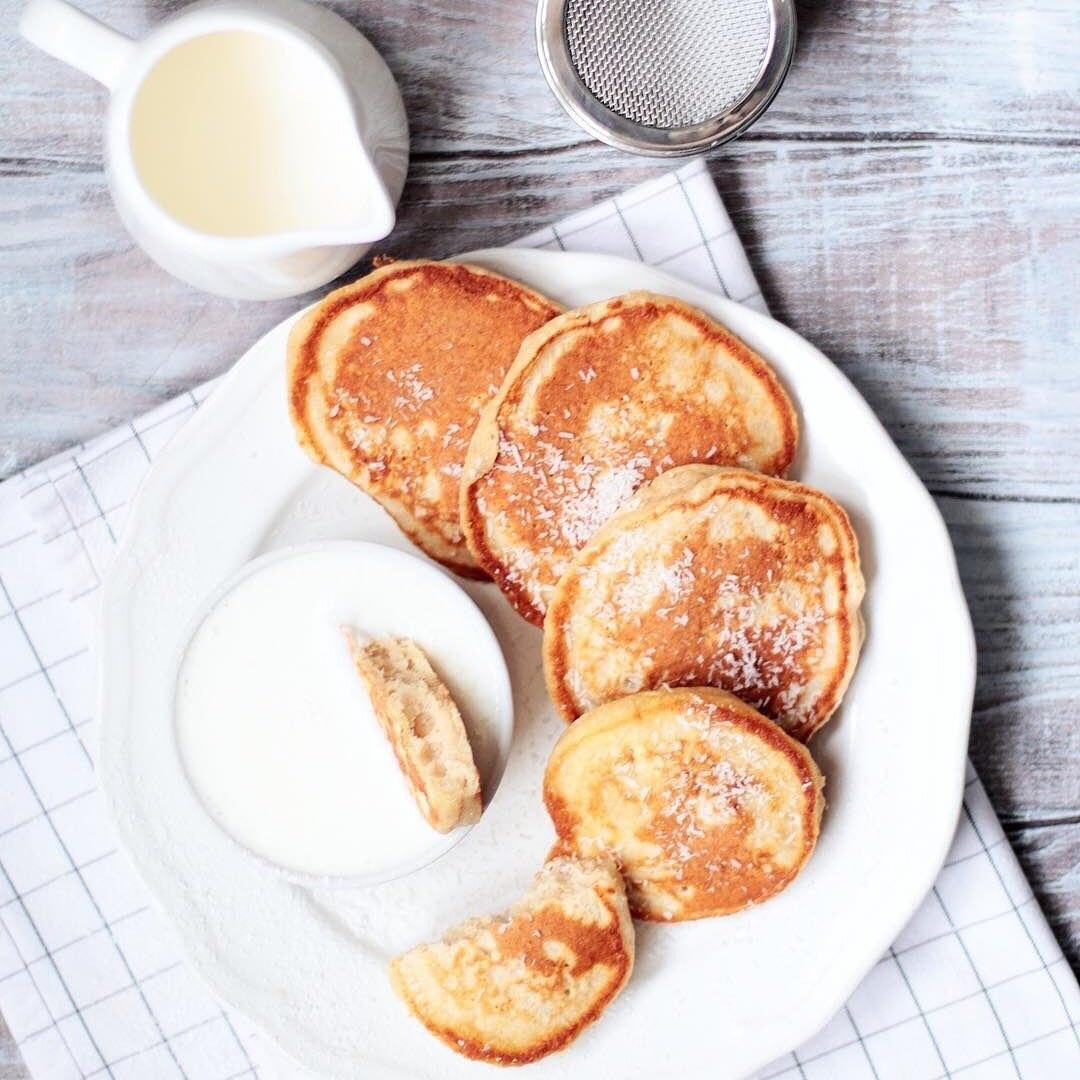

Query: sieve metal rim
(536, 0), (796, 156)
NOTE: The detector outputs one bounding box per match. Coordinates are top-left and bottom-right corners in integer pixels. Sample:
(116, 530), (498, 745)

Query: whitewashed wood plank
(2, 0), (1078, 172)
(942, 497), (1080, 824)
(1008, 822), (1080, 972)
(2, 142), (1078, 498)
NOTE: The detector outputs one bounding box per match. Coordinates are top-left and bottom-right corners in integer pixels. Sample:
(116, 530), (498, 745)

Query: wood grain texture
(0, 1017), (22, 1080)
(0, 0), (1078, 1072)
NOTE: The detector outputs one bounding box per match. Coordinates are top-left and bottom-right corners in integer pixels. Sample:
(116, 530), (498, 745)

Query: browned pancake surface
(288, 260), (560, 576)
(462, 292), (797, 619)
(544, 466), (864, 741)
(389, 855), (633, 1064)
(544, 689), (824, 921)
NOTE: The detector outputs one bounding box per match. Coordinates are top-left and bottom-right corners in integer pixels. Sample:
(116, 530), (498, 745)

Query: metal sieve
(537, 0), (795, 156)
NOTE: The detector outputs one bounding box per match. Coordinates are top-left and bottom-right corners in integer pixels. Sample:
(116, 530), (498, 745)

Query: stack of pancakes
(287, 260), (865, 1064)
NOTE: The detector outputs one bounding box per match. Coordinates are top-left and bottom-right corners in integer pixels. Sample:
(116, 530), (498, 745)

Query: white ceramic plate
(99, 249), (976, 1080)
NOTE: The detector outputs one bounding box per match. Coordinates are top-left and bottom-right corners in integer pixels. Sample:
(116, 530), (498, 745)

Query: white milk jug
(20, 0), (409, 299)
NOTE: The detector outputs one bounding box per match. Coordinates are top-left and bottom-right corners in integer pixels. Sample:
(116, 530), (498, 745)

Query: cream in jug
(130, 30), (372, 237)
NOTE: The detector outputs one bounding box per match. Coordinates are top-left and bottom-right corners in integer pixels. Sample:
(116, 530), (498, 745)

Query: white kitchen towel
(0, 158), (1077, 1080)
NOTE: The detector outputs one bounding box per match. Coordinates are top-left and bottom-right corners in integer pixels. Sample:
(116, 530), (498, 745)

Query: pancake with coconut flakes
(461, 292), (798, 621)
(288, 260), (560, 577)
(389, 854), (634, 1065)
(544, 465), (864, 741)
(543, 688), (823, 922)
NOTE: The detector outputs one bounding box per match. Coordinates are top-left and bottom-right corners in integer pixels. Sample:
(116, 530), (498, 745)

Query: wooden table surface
(2, 0), (1078, 1072)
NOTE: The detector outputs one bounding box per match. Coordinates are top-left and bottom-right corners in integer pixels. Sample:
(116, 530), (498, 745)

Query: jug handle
(20, 0), (136, 91)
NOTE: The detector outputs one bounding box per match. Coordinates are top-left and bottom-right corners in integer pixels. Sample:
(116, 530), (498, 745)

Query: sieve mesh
(564, 0), (773, 130)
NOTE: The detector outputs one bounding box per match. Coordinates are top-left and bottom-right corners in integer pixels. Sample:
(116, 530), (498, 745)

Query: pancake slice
(544, 465), (864, 740)
(389, 854), (634, 1065)
(461, 291), (798, 622)
(543, 688), (824, 922)
(345, 632), (482, 833)
(288, 260), (561, 577)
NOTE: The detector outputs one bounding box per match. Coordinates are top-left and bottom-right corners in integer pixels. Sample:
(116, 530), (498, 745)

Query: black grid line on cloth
(19, 390), (204, 498)
(30, 470), (102, 590)
(616, 171), (681, 212)
(81, 1012), (229, 1077)
(524, 209), (739, 272)
(121, 403), (196, 453)
(960, 800), (1080, 1054)
(675, 170), (731, 298)
(0, 959), (185, 1034)
(70, 458), (116, 545)
(787, 1046), (810, 1079)
(0, 588), (64, 617)
(843, 1003), (882, 1079)
(217, 1008), (253, 1076)
(703, 953), (1079, 1079)
(930, 883), (1022, 1075)
(942, 834), (1008, 869)
(0, 578), (94, 775)
(0, 649), (90, 696)
(0, 726), (185, 1075)
(877, 960), (1069, 1035)
(21, 396), (196, 498)
(41, 505), (124, 547)
(0, 616), (193, 1079)
(756, 1057), (795, 1079)
(4, 848), (120, 904)
(5, 905), (152, 970)
(935, 1022), (1080, 1079)
(0, 778), (96, 840)
(128, 421), (152, 465)
(3, 1013), (64, 1051)
(892, 895), (1044, 958)
(887, 944), (952, 1076)
(0, 708), (94, 764)
(652, 227), (737, 270)
(28, 392), (199, 544)
(611, 197), (645, 262)
(0, 860), (109, 1077)
(0, 490), (256, 1076)
(21, 475), (62, 499)
(548, 206), (620, 245)
(0, 530), (34, 549)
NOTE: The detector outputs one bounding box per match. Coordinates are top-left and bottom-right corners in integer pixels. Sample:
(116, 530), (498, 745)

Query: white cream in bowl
(174, 541), (513, 885)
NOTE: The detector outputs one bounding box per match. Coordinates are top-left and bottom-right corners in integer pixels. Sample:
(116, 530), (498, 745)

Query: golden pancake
(544, 465), (864, 741)
(543, 688), (824, 921)
(389, 855), (634, 1064)
(461, 291), (798, 621)
(288, 260), (561, 577)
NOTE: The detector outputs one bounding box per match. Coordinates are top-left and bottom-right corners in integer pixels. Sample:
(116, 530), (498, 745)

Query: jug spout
(246, 132), (397, 260)
(292, 134), (398, 249)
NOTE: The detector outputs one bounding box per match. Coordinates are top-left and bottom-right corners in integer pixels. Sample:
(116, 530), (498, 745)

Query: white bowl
(172, 540), (514, 887)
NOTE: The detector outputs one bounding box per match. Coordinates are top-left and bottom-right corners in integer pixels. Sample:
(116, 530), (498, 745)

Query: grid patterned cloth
(0, 160), (1077, 1080)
